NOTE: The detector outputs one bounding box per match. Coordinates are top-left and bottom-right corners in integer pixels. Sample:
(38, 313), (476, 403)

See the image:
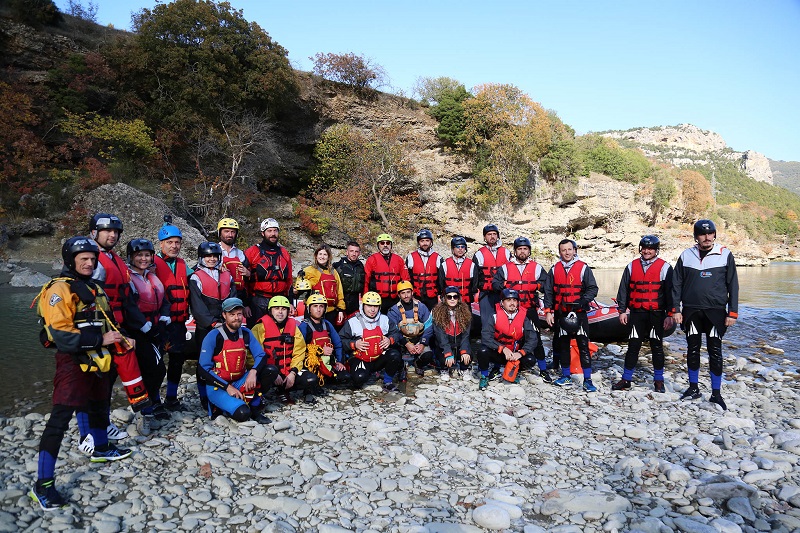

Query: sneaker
(488, 366), (501, 382)
(106, 423), (128, 441)
(553, 376), (573, 387)
(583, 379), (597, 393)
(150, 404), (171, 421)
(414, 366), (425, 377)
(303, 394), (318, 404)
(163, 397), (185, 412)
(78, 434), (95, 456)
(280, 392), (295, 405)
(539, 369), (553, 384)
(29, 480), (66, 511)
(438, 369), (450, 382)
(709, 391), (727, 411)
(653, 380), (665, 393)
(479, 376), (489, 391)
(90, 443), (133, 463)
(681, 385), (702, 401)
(461, 367), (474, 381)
(451, 368), (464, 380)
(313, 386), (329, 397)
(136, 413), (152, 436)
(382, 382), (398, 393)
(612, 379), (632, 391)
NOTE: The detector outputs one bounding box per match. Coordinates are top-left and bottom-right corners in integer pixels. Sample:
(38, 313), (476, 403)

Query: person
(297, 293), (351, 393)
(125, 239), (170, 431)
(339, 291), (404, 392)
(332, 241), (365, 318)
(216, 217), (250, 302)
(612, 235), (674, 393)
(30, 237), (135, 510)
(251, 295), (313, 404)
(406, 229), (442, 312)
(197, 297), (276, 423)
(672, 220), (738, 410)
(363, 233), (409, 314)
(473, 224), (512, 319)
(477, 289), (539, 391)
(492, 236), (551, 382)
(299, 244), (346, 326)
(290, 275), (313, 319)
(544, 239), (599, 392)
(438, 236), (479, 305)
(244, 218), (292, 326)
(387, 281), (434, 377)
(154, 217), (194, 410)
(431, 286), (473, 381)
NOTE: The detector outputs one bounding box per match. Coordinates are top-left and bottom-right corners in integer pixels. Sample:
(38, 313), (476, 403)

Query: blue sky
(57, 0), (800, 162)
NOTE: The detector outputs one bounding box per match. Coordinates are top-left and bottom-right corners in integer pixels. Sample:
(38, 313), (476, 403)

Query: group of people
(30, 214), (738, 511)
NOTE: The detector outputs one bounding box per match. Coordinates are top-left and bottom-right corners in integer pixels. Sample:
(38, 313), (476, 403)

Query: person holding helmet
(544, 239), (599, 392)
(473, 224), (512, 319)
(671, 220), (738, 410)
(30, 237), (137, 510)
(477, 288), (539, 391)
(244, 217), (293, 326)
(387, 280), (434, 376)
(438, 236), (479, 304)
(251, 295), (312, 404)
(339, 291), (404, 392)
(406, 229), (442, 312)
(492, 236), (551, 382)
(299, 244), (346, 325)
(431, 286), (473, 381)
(298, 293), (350, 394)
(364, 233), (409, 314)
(198, 297), (275, 423)
(333, 241), (366, 318)
(216, 217), (250, 302)
(613, 235), (674, 393)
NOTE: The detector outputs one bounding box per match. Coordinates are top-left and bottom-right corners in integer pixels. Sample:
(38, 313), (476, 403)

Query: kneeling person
(387, 281), (434, 376)
(298, 293), (350, 395)
(431, 286), (473, 379)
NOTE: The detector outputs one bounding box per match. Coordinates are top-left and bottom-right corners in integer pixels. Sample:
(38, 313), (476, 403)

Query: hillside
(770, 160), (800, 195)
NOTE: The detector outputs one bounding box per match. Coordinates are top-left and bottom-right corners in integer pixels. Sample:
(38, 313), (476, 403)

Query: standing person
(363, 233), (409, 314)
(217, 217), (250, 303)
(154, 217), (194, 410)
(244, 218), (292, 326)
(613, 235), (674, 393)
(473, 224), (512, 320)
(492, 236), (551, 382)
(477, 289), (538, 391)
(197, 298), (275, 424)
(297, 293), (351, 392)
(333, 241), (366, 319)
(30, 237), (134, 510)
(406, 229), (442, 312)
(438, 236), (479, 304)
(387, 281), (434, 377)
(672, 220), (738, 410)
(339, 292), (404, 392)
(431, 286), (473, 381)
(125, 239), (170, 431)
(544, 239), (599, 392)
(299, 244), (346, 326)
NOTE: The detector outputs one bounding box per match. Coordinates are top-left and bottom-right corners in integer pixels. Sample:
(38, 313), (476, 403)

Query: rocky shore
(2, 342), (800, 533)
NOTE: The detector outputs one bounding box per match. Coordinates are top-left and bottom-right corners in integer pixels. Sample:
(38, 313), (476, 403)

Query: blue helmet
(158, 214), (182, 241)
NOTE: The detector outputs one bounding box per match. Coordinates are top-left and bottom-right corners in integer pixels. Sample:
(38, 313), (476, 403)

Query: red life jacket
(442, 257), (474, 303)
(493, 304), (527, 350)
(129, 270), (165, 320)
(367, 253), (407, 299)
(193, 268), (233, 302)
(246, 244), (292, 298)
(211, 326), (247, 382)
(628, 257), (666, 311)
(409, 251), (440, 299)
(220, 251), (246, 291)
(304, 319), (335, 378)
(353, 314), (385, 362)
(97, 251), (130, 324)
(259, 316), (296, 376)
(312, 268), (339, 308)
(475, 246), (511, 291)
(504, 261), (541, 310)
(153, 256), (190, 322)
(553, 260), (586, 312)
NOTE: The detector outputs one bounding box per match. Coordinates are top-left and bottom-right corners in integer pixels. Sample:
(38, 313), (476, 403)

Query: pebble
(472, 504), (511, 530)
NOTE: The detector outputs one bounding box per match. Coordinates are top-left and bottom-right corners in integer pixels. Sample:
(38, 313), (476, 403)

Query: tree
(7, 0), (62, 27)
(680, 169), (713, 220)
(649, 168), (677, 225)
(66, 0), (98, 22)
(0, 82), (51, 197)
(310, 52), (387, 92)
(577, 134), (653, 183)
(414, 76), (463, 105)
(428, 85), (470, 146)
(59, 112), (158, 160)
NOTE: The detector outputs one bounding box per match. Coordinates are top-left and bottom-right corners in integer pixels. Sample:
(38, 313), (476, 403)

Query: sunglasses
(378, 241), (391, 246)
(445, 295), (459, 300)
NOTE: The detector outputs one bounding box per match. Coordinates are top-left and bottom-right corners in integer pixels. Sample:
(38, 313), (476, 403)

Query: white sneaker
(136, 414), (152, 436)
(106, 423), (128, 441)
(78, 434), (95, 456)
(438, 369), (450, 382)
(462, 367), (474, 381)
(451, 368), (464, 379)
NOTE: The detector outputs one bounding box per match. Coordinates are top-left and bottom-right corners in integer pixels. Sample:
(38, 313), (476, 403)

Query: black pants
(555, 311), (592, 370)
(524, 306), (546, 362)
(40, 401), (108, 465)
(166, 321), (199, 398)
(477, 346), (535, 372)
(623, 310), (666, 371)
(348, 347), (403, 387)
(132, 332), (167, 403)
(684, 308), (727, 376)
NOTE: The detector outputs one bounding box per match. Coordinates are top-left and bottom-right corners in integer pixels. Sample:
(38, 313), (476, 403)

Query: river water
(1, 262), (798, 416)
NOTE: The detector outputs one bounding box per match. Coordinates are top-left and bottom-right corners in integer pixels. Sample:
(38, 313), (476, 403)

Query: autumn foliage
(310, 52), (387, 93)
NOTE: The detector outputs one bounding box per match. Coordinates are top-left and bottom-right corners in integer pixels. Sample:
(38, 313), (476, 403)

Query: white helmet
(260, 218), (280, 232)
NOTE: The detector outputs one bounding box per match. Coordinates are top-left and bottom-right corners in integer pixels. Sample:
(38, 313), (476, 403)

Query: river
(1, 262), (798, 416)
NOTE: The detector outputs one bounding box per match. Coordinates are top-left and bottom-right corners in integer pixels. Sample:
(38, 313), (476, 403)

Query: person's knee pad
(351, 369), (369, 386)
(231, 404), (250, 422)
(299, 371), (319, 389)
(335, 370), (351, 383)
(520, 354), (536, 370)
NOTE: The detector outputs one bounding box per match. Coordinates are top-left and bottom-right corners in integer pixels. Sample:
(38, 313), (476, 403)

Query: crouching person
(198, 297), (277, 423)
(298, 293), (350, 397)
(339, 292), (404, 392)
(387, 281), (434, 377)
(431, 286), (473, 379)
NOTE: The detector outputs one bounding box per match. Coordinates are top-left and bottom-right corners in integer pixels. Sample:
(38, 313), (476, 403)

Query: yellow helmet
(376, 233), (393, 244)
(294, 277), (313, 292)
(268, 295), (291, 309)
(362, 291), (382, 306)
(217, 218), (239, 232)
(397, 280), (413, 293)
(306, 293), (328, 306)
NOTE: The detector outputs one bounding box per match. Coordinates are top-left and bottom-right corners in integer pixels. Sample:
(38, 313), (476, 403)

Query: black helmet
(62, 236), (99, 271)
(693, 219), (717, 238)
(639, 235), (660, 251)
(198, 241), (223, 259)
(501, 288), (520, 301)
(126, 238), (155, 265)
(513, 236), (532, 249)
(451, 236), (467, 248)
(416, 228), (433, 242)
(559, 311), (580, 334)
(483, 224), (500, 236)
(90, 213), (123, 234)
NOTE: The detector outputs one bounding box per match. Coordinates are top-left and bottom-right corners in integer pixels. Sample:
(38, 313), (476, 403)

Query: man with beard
(333, 241), (366, 319)
(405, 229), (442, 312)
(473, 224), (512, 319)
(387, 281), (434, 376)
(438, 236), (479, 305)
(217, 217), (250, 303)
(244, 218), (293, 326)
(363, 233), (409, 314)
